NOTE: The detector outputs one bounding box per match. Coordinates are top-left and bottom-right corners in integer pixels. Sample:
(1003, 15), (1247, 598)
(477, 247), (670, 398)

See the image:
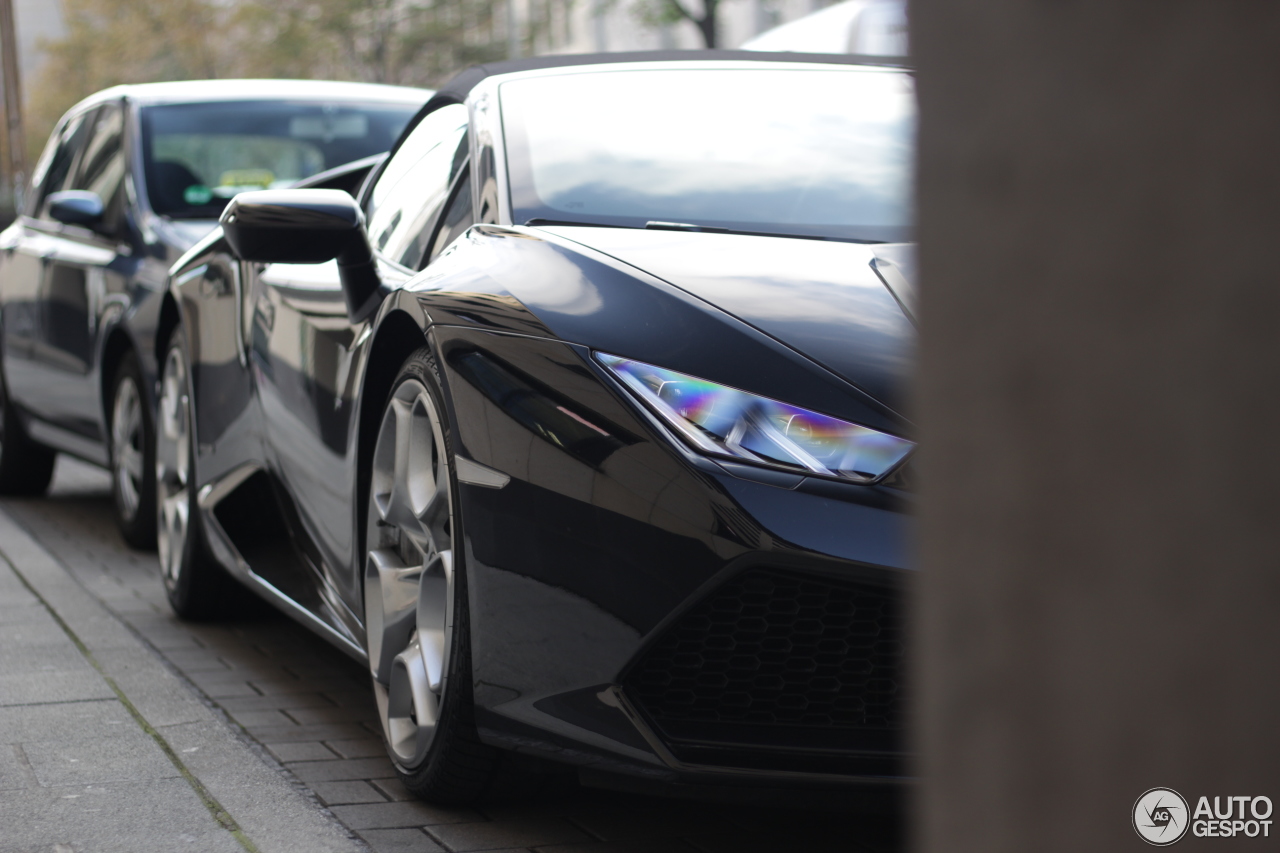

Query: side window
(425, 169), (474, 266)
(394, 135), (470, 270)
(70, 102), (127, 235)
(366, 103), (469, 269)
(29, 109), (95, 219)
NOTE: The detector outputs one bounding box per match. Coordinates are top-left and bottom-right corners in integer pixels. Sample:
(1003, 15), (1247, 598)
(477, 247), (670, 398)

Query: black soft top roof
(391, 49), (909, 161)
(430, 49), (906, 108)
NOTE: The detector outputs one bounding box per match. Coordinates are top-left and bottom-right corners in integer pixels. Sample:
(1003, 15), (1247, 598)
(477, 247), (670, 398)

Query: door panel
(28, 228), (118, 435)
(251, 101), (472, 633)
(252, 260), (382, 639)
(0, 226), (53, 407)
(180, 256), (261, 481)
(28, 101), (130, 438)
(43, 263), (91, 368)
(2, 107), (94, 419)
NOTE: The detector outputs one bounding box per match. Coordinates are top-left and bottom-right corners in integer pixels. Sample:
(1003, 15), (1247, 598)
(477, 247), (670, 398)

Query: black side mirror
(220, 189), (382, 322)
(47, 190), (104, 227)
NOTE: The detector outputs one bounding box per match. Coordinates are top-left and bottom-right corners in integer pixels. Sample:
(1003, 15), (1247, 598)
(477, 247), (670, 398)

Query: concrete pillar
(913, 3), (1280, 851)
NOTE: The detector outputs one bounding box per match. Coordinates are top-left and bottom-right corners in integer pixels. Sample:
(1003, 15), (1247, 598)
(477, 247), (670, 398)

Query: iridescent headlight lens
(597, 353), (913, 483)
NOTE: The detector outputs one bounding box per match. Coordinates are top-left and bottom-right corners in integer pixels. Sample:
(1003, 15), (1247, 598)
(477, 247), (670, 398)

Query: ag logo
(1134, 788), (1190, 845)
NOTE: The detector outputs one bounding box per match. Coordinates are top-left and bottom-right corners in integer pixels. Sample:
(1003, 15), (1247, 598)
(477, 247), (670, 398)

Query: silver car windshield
(500, 66), (915, 243)
(140, 101), (418, 219)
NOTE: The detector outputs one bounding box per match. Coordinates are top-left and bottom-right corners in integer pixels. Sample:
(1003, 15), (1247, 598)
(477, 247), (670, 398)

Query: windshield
(141, 100), (418, 218)
(501, 67), (915, 242)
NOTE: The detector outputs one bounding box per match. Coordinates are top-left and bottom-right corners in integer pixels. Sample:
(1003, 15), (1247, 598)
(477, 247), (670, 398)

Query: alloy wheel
(365, 377), (455, 768)
(156, 345), (191, 587)
(111, 375), (144, 521)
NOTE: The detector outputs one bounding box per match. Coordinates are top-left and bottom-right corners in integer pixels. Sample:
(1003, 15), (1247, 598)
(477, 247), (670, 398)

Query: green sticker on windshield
(183, 184), (213, 205)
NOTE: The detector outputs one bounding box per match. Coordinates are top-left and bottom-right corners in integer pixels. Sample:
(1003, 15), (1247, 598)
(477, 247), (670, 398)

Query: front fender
(408, 226), (899, 433)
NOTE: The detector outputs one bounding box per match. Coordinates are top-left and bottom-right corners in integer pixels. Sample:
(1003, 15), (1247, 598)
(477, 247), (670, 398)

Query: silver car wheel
(365, 377), (454, 769)
(111, 374), (144, 521)
(156, 344), (191, 587)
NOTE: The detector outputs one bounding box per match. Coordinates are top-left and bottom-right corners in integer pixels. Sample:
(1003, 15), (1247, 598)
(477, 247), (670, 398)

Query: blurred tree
(25, 0), (506, 162)
(635, 0), (720, 47)
(518, 0), (577, 59)
(230, 0), (503, 87)
(27, 0), (230, 159)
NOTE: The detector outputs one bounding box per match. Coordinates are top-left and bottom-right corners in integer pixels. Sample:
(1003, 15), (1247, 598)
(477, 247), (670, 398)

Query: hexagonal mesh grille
(624, 568), (904, 735)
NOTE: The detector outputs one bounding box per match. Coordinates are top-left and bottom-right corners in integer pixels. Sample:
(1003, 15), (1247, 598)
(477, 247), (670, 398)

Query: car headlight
(596, 353), (913, 484)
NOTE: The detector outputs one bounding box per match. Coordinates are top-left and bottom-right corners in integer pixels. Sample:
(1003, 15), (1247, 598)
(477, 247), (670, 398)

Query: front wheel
(155, 326), (238, 619)
(365, 348), (499, 804)
(109, 351), (156, 549)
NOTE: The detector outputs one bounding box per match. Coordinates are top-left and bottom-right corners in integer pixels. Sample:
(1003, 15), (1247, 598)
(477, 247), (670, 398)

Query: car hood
(540, 227), (915, 414)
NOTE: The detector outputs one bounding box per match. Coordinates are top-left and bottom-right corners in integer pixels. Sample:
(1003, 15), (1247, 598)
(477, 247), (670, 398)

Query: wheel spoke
(374, 398), (418, 530)
(174, 398), (189, 485)
(119, 444), (143, 480)
(406, 398), (441, 516)
(110, 376), (146, 518)
(365, 548), (422, 683)
(417, 550), (452, 693)
(416, 461), (450, 544)
(385, 634), (440, 765)
(412, 396), (452, 551)
(112, 379), (139, 442)
(390, 398), (415, 524)
(159, 489), (188, 580)
(163, 491), (188, 526)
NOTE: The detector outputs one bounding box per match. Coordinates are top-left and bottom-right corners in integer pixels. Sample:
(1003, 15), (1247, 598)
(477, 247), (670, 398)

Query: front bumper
(438, 327), (911, 789)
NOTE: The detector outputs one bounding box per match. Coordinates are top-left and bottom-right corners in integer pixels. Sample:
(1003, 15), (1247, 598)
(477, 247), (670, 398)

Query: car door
(252, 102), (473, 624)
(0, 108), (94, 420)
(28, 100), (130, 441)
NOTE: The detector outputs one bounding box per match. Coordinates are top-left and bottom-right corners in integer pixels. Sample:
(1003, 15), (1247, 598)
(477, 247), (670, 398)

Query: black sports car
(162, 51), (916, 802)
(0, 80), (427, 544)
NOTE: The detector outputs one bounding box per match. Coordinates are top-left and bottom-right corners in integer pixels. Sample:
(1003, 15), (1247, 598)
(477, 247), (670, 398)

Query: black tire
(155, 324), (241, 619)
(0, 364), (56, 496)
(397, 568), (502, 804)
(108, 350), (157, 549)
(367, 348), (500, 804)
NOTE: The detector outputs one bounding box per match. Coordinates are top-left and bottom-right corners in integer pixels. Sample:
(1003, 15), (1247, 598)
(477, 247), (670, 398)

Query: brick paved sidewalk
(0, 479), (362, 852)
(0, 458), (902, 853)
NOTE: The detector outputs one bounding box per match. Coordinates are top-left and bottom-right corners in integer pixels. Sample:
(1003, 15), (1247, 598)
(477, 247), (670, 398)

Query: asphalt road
(1, 456), (903, 853)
